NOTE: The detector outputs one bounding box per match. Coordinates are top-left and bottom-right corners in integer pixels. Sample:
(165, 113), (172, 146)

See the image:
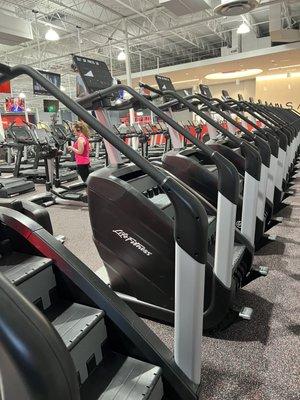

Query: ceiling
(0, 0), (299, 108)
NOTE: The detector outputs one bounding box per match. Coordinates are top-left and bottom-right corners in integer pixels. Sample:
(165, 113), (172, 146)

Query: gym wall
(256, 74), (300, 109)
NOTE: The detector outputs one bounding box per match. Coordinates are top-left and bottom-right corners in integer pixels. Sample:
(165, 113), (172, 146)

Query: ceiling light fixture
(60, 85), (66, 92)
(19, 92), (26, 99)
(205, 69), (262, 80)
(45, 28), (60, 41)
(117, 50), (126, 61)
(237, 22), (250, 34)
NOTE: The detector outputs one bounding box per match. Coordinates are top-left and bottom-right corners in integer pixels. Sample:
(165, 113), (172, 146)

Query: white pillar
(124, 19), (135, 126)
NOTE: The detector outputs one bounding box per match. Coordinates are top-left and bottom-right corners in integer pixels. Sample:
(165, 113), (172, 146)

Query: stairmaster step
(1, 252), (55, 310)
(99, 355), (163, 400)
(53, 303), (107, 384)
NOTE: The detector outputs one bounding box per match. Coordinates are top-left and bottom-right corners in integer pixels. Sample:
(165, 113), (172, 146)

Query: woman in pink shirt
(67, 121), (91, 183)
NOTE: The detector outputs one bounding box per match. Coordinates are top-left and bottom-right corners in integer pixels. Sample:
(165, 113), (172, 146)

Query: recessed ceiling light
(205, 69), (262, 80)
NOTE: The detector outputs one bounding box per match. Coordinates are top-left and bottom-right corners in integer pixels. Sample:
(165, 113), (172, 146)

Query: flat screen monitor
(33, 70), (61, 95)
(4, 97), (25, 112)
(43, 99), (59, 113)
(72, 55), (113, 94)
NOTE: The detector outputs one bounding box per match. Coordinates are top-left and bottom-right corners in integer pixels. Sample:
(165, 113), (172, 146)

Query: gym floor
(20, 168), (300, 400)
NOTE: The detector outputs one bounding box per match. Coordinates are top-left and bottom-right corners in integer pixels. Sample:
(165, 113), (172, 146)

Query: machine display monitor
(222, 90), (230, 99)
(72, 55), (113, 93)
(4, 97), (25, 112)
(155, 75), (175, 92)
(11, 126), (32, 140)
(199, 84), (212, 99)
(34, 128), (54, 145)
(33, 70), (61, 95)
(43, 99), (59, 113)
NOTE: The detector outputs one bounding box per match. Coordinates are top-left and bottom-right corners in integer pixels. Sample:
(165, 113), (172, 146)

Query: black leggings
(77, 164), (90, 183)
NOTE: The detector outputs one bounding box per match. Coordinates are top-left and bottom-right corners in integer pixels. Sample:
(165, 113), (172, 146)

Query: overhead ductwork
(0, 13), (33, 46)
(269, 4), (300, 43)
(159, 0), (211, 16)
(214, 0), (259, 16)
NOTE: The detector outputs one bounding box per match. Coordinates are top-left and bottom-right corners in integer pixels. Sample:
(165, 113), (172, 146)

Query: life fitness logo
(113, 229), (152, 256)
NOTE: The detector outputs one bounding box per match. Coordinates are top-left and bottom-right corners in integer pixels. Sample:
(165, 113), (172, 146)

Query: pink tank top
(74, 133), (90, 165)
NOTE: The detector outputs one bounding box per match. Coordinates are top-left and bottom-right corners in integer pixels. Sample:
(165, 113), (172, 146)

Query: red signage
(0, 81), (11, 94)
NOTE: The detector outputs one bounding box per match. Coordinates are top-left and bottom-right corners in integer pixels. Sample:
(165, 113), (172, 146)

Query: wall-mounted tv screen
(0, 81), (11, 94)
(4, 97), (25, 112)
(33, 70), (61, 95)
(43, 99), (59, 113)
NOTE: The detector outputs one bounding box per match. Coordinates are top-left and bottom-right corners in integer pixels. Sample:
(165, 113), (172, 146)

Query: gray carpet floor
(18, 167), (300, 400)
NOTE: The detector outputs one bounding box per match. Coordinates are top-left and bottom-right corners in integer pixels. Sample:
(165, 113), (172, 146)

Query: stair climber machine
(28, 128), (89, 207)
(222, 91), (299, 210)
(6, 122), (77, 184)
(70, 56), (269, 329)
(0, 61), (240, 400)
(223, 91), (287, 213)
(248, 100), (300, 185)
(139, 76), (271, 250)
(195, 84), (279, 246)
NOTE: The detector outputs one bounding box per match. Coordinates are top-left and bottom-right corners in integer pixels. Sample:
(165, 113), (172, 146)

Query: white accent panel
(174, 243), (204, 385)
(257, 164), (268, 222)
(241, 172), (259, 245)
(166, 109), (183, 149)
(94, 109), (123, 164)
(213, 192), (236, 288)
(205, 112), (218, 140)
(276, 148), (286, 190)
(284, 144), (291, 178)
(266, 155), (277, 203)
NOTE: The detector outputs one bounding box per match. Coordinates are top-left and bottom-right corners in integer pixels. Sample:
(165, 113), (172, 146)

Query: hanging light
(45, 27), (60, 41)
(117, 50), (126, 61)
(60, 85), (66, 92)
(237, 22), (250, 34)
(19, 92), (26, 99)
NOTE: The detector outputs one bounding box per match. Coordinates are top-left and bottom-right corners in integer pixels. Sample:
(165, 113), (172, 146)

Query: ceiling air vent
(214, 0), (259, 16)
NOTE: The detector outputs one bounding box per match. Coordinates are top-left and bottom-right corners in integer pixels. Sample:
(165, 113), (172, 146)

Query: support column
(124, 19), (135, 126)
